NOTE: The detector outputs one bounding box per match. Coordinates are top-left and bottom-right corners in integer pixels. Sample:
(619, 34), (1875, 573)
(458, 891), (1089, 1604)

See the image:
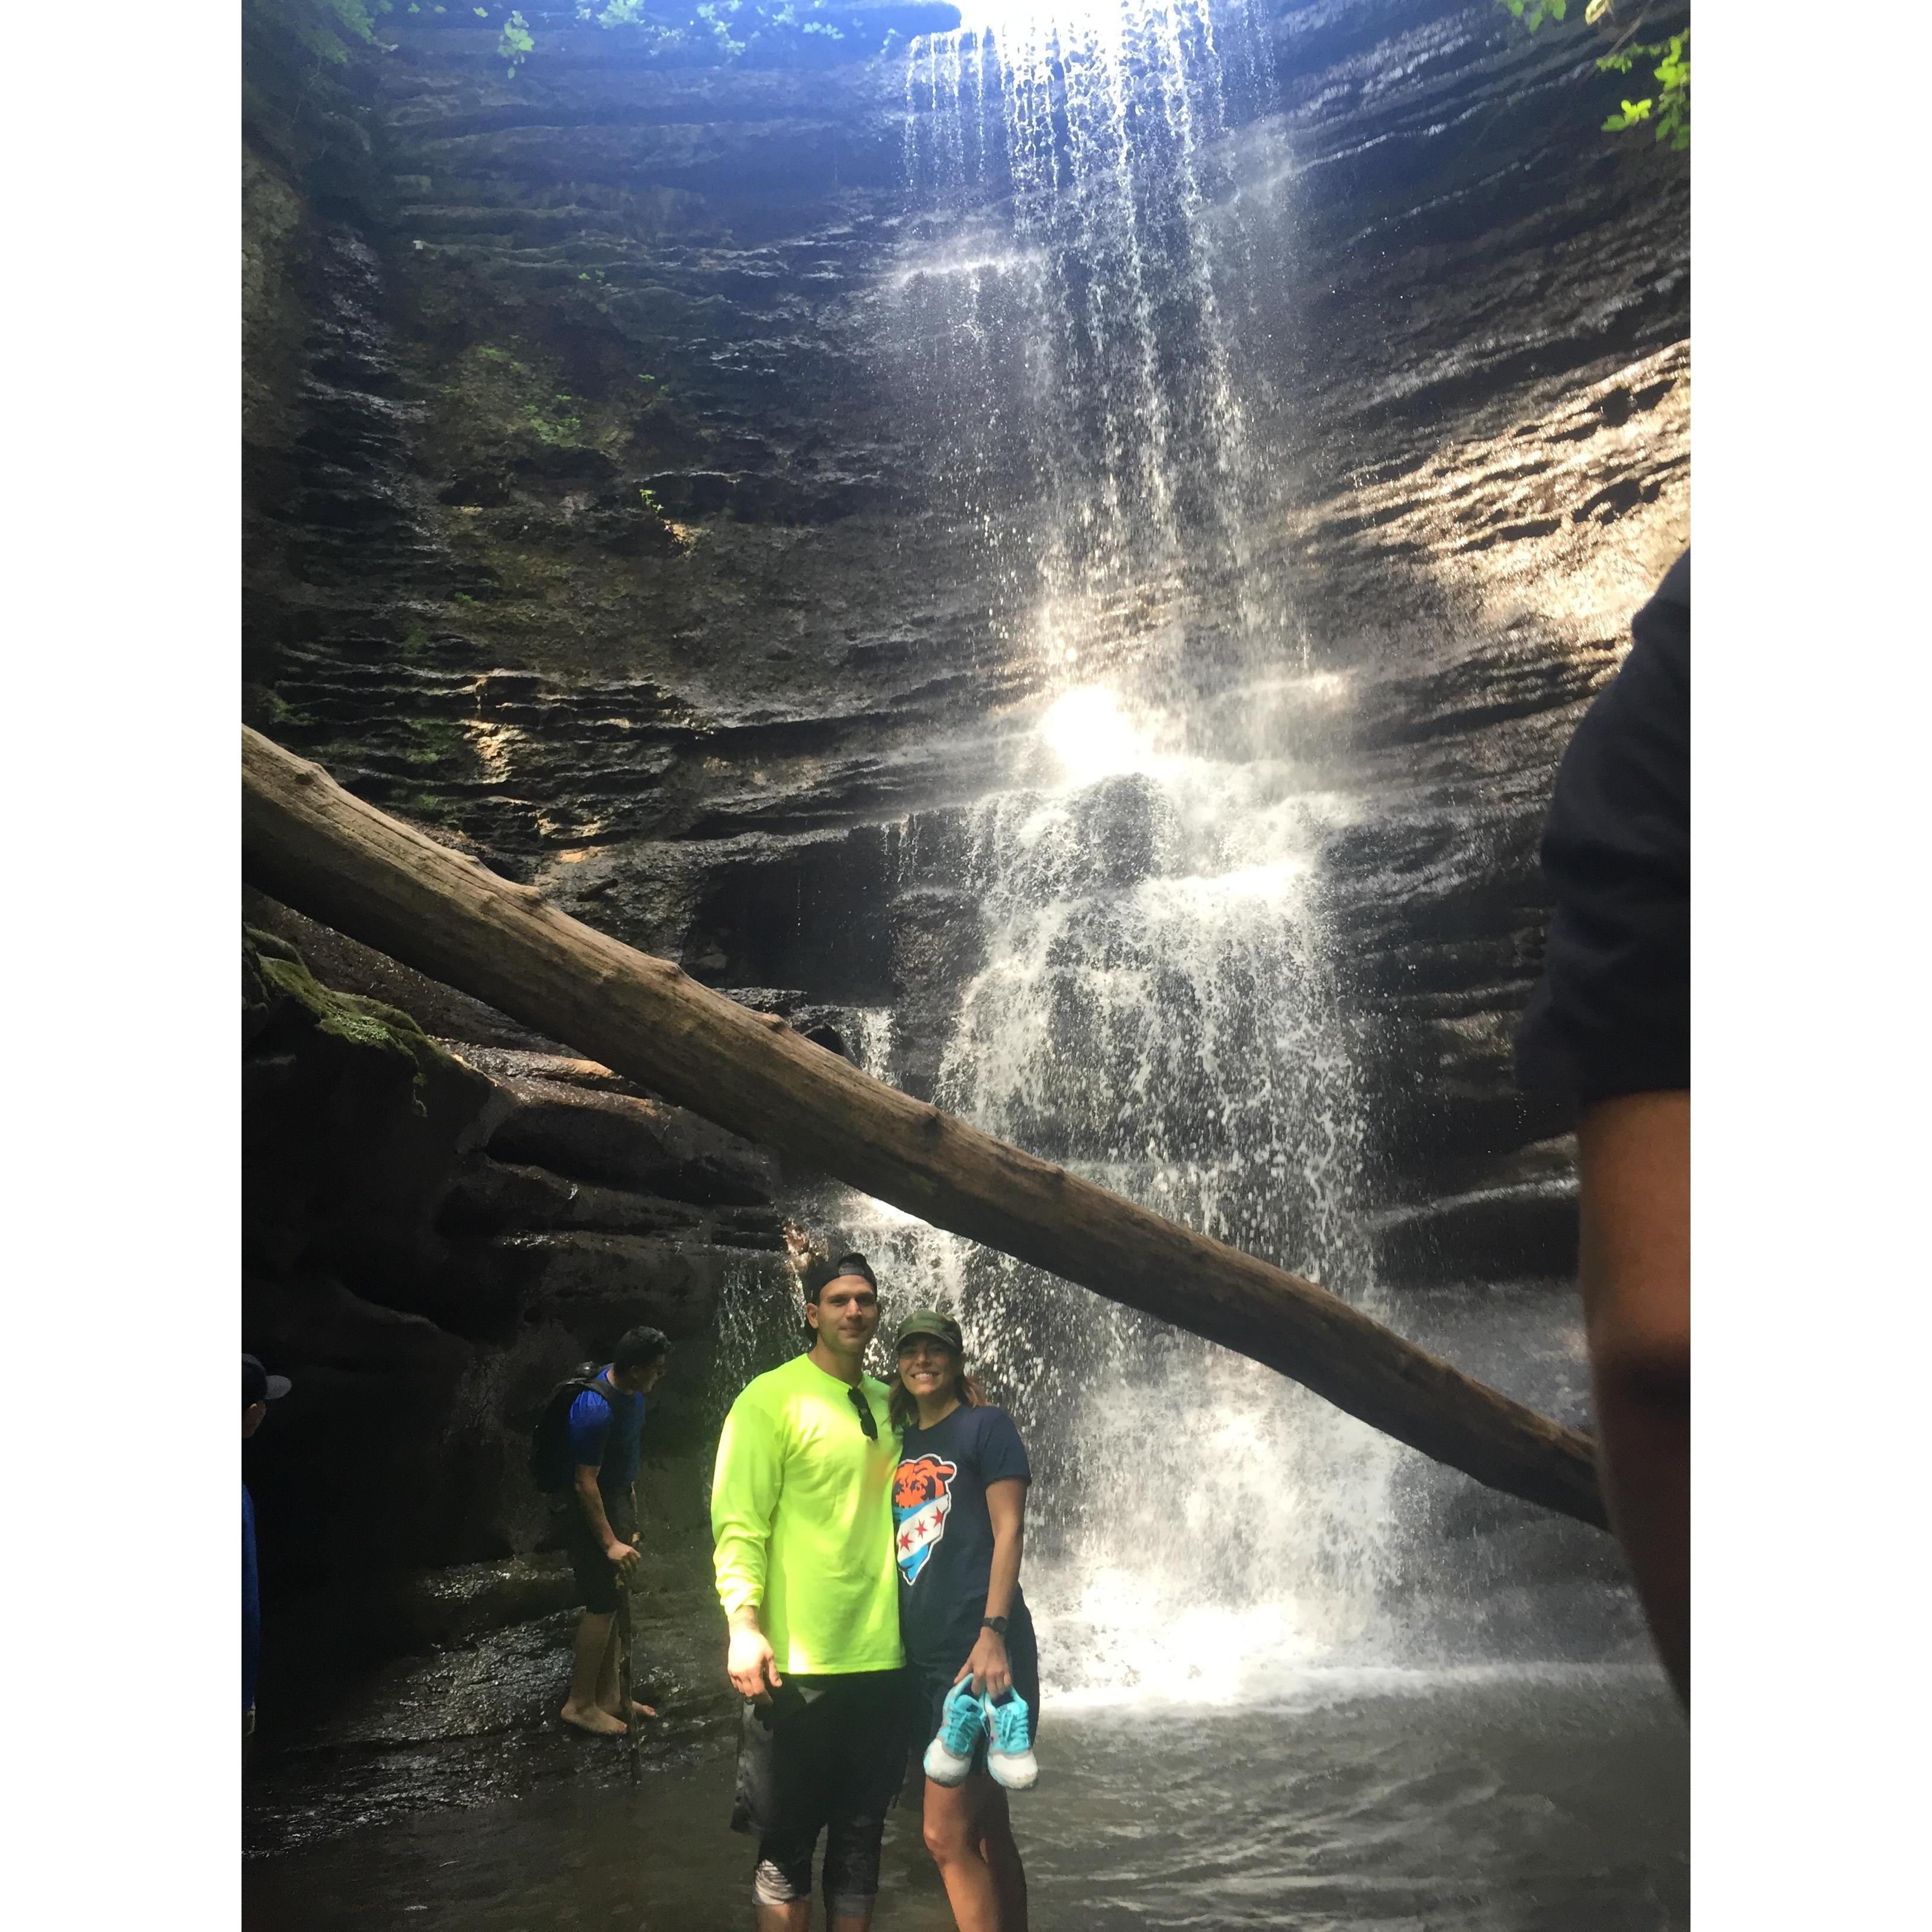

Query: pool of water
(244, 1665), (1687, 1931)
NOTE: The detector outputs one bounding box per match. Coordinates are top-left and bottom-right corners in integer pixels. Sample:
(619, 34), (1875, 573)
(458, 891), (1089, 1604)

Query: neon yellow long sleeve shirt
(710, 1353), (904, 1676)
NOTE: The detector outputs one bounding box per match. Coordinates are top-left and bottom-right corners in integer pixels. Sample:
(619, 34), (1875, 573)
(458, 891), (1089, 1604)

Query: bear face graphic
(893, 1454), (958, 1586)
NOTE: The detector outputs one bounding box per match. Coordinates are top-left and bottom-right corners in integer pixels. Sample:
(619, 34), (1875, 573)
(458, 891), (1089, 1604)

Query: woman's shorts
(908, 1615), (1041, 1782)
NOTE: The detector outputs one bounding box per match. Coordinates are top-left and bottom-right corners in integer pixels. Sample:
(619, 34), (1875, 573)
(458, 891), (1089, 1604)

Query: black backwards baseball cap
(894, 1309), (963, 1353)
(802, 1248), (879, 1302)
(244, 1354), (292, 1406)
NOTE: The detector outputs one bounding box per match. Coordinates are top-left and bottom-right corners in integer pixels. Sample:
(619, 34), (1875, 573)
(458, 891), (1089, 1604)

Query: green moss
(389, 788), (459, 825)
(244, 927), (448, 1110)
(430, 337), (639, 476)
(392, 717), (474, 769)
(251, 687), (314, 730)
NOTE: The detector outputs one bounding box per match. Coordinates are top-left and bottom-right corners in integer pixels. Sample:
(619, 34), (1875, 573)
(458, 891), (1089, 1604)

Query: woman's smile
(899, 1343), (954, 1390)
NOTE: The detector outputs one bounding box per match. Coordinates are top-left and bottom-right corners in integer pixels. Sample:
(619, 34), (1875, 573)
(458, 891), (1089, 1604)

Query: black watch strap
(981, 1615), (1009, 1637)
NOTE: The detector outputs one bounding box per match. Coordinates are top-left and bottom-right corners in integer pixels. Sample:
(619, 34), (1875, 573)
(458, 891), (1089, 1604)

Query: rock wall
(243, 0), (1685, 1248)
(242, 907), (790, 1843)
(242, 0), (1687, 1844)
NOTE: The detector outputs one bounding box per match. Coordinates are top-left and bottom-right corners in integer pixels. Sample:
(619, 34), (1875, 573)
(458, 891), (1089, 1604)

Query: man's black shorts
(730, 1669), (908, 1847)
(558, 1486), (635, 1617)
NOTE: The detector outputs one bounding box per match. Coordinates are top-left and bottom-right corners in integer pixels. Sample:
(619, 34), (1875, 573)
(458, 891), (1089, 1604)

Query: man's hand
(605, 1538), (641, 1579)
(727, 1617), (782, 1704)
(957, 1628), (1011, 1700)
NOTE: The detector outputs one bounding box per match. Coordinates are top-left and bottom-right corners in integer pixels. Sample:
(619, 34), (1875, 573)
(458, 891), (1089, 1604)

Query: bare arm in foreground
(1578, 1089), (1690, 1706)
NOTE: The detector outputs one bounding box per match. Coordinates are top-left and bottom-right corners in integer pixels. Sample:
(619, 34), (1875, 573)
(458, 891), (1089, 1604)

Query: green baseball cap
(894, 1308), (964, 1353)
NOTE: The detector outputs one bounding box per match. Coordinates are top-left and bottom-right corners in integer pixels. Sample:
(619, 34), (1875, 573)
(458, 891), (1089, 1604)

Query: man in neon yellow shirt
(712, 1248), (904, 1931)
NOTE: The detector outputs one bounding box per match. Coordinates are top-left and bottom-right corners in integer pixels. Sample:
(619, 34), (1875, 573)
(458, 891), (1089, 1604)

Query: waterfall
(897, 0), (1285, 702)
(825, 0), (1421, 1702)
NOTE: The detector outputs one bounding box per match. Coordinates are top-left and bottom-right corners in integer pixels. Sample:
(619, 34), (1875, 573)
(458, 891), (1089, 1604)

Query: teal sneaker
(983, 1689), (1038, 1791)
(923, 1677), (986, 1787)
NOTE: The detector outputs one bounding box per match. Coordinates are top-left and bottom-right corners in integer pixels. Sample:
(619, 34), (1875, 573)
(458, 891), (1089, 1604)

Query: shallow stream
(246, 1669), (1685, 1931)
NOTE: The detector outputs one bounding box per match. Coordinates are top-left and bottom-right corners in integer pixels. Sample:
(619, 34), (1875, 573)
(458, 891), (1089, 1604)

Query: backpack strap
(558, 1367), (632, 1443)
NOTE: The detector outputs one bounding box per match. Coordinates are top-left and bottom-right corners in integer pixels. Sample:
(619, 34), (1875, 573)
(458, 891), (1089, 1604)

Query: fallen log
(242, 726), (1608, 1529)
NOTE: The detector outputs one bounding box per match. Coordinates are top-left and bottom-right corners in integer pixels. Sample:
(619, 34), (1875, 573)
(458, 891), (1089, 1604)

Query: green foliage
(1596, 30), (1688, 149)
(456, 346), (587, 445)
(1495, 1), (1689, 151)
(246, 0), (390, 67)
(574, 0), (844, 64)
(498, 6), (534, 75)
(244, 0), (398, 166)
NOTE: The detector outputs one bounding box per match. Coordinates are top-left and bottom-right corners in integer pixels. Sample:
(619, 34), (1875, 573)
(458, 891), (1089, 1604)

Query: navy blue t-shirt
(894, 1403), (1032, 1673)
(566, 1370), (647, 1493)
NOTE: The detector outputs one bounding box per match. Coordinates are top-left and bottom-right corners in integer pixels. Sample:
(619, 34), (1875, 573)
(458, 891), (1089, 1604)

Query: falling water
(897, 0), (1286, 700)
(793, 0), (1419, 1702)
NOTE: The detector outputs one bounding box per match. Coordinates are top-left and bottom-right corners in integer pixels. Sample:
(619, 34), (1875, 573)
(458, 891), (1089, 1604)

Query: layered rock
(243, 0), (1685, 1239)
(242, 0), (1688, 1844)
(241, 913), (785, 1658)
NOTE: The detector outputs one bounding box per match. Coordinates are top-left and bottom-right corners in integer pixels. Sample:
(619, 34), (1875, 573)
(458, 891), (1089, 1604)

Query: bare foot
(602, 1699), (658, 1724)
(562, 1700), (627, 1737)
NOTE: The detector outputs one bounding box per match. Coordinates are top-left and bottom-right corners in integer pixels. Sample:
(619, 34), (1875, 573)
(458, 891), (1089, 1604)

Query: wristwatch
(981, 1616), (1009, 1637)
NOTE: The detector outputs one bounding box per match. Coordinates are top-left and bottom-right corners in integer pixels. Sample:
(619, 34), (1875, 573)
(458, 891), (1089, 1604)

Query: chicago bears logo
(893, 1455), (958, 1586)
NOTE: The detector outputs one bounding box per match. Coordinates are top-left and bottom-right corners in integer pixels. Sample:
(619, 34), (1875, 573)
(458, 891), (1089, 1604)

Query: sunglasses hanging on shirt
(847, 1384), (878, 1441)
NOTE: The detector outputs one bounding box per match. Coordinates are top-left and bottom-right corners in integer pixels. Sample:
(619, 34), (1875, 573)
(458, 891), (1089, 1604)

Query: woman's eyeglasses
(847, 1384), (878, 1441)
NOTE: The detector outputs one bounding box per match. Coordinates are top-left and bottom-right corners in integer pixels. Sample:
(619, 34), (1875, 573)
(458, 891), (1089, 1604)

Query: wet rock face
(244, 2), (1685, 1291)
(242, 919), (784, 1658)
(242, 0), (1686, 1845)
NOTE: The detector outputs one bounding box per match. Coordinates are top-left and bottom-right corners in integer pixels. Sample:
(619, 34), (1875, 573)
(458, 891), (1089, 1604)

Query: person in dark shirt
(559, 1325), (670, 1737)
(1516, 549), (1690, 1707)
(243, 1352), (290, 1746)
(891, 1309), (1035, 1931)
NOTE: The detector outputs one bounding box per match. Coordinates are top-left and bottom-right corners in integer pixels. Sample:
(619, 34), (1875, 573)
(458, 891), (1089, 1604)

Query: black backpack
(529, 1363), (616, 1494)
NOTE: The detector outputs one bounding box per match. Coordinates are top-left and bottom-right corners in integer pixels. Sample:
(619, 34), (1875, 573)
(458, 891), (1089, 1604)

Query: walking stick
(616, 1483), (640, 1784)
(616, 1582), (640, 1784)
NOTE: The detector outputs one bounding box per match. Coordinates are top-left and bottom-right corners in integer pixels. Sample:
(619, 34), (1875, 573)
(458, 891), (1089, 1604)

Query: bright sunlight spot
(1038, 685), (1154, 785)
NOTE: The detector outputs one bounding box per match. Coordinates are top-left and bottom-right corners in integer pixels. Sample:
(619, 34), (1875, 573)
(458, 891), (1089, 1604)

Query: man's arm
(1578, 1089), (1690, 1706)
(711, 1398), (784, 1701)
(574, 1463), (639, 1577)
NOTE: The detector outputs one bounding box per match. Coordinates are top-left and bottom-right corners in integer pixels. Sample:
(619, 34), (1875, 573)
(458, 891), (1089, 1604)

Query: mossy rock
(244, 925), (453, 1107)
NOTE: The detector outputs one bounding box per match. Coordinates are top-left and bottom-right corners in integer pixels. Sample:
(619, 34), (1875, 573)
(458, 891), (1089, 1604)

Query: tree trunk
(242, 726), (1608, 1529)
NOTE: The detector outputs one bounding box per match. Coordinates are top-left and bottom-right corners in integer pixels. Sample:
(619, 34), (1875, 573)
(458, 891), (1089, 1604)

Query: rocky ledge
(243, 903), (793, 1848)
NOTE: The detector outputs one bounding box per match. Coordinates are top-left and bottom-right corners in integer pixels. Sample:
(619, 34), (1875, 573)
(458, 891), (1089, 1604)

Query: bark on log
(242, 726), (1608, 1529)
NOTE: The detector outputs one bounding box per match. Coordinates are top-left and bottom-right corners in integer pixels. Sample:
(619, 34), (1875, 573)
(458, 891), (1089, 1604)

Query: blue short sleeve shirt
(566, 1370), (648, 1492)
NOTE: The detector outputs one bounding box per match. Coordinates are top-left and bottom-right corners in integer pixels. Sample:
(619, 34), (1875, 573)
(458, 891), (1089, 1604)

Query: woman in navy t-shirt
(891, 1308), (1035, 1931)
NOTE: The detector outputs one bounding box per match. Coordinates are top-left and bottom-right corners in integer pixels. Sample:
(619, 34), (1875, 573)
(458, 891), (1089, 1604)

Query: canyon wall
(242, 0), (1686, 1844)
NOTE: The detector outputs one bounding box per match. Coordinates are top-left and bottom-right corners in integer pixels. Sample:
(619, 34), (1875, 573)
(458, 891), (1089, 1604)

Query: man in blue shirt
(561, 1325), (671, 1736)
(243, 1353), (290, 1746)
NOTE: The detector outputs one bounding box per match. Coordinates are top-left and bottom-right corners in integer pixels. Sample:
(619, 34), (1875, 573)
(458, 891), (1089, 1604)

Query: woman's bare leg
(922, 1775), (1008, 1932)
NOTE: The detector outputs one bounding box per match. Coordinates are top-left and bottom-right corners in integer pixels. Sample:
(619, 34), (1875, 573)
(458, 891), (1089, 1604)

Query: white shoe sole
(987, 1748), (1038, 1791)
(924, 1738), (974, 1787)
